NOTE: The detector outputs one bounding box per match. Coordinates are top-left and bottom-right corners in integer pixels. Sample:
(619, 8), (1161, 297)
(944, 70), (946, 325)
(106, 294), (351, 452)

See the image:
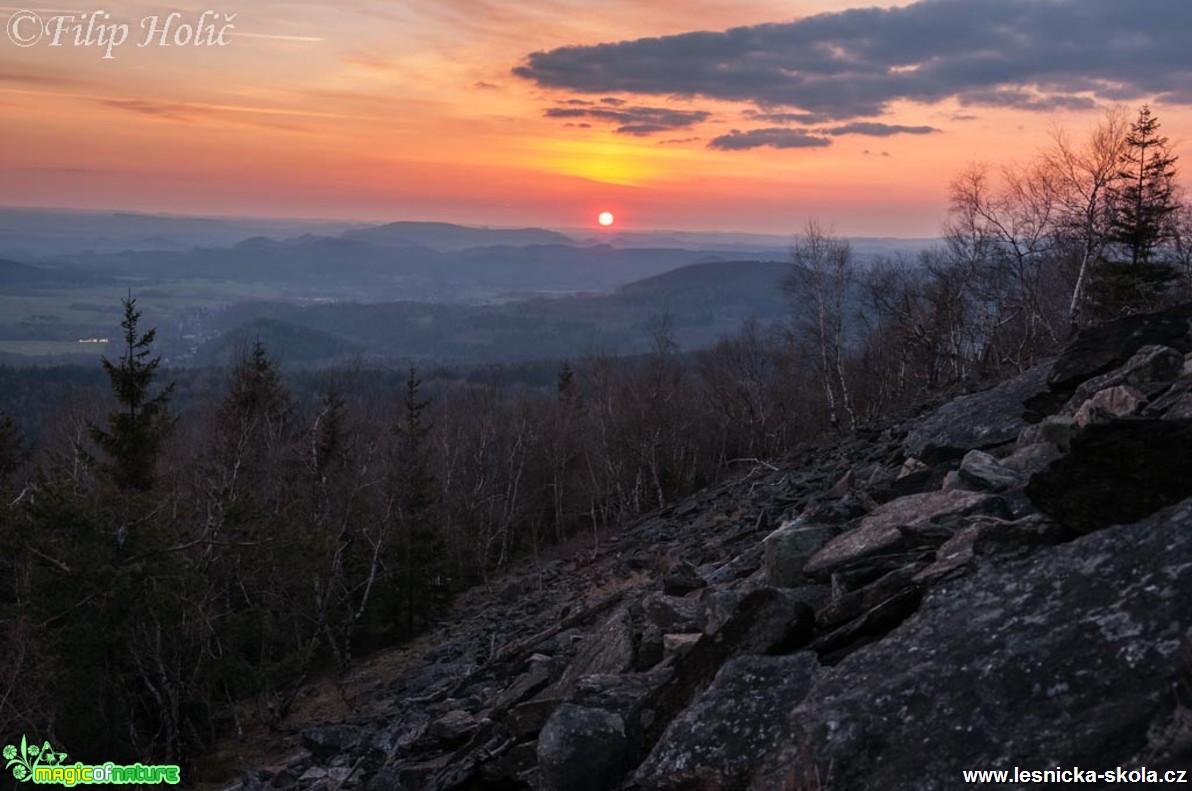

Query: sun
(598, 211), (615, 227)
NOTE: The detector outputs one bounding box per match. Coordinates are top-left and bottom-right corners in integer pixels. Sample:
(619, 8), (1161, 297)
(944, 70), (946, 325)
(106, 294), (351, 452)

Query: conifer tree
(1110, 106), (1180, 266)
(89, 295), (175, 491)
(393, 367), (440, 636)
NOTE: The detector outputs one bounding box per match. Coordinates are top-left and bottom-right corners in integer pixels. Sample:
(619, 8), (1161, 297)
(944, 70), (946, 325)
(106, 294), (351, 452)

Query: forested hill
(192, 260), (798, 366)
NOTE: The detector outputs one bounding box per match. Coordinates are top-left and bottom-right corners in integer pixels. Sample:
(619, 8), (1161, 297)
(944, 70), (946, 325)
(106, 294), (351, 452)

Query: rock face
(753, 499), (1192, 791)
(1026, 418), (1192, 533)
(631, 654), (820, 790)
(539, 705), (627, 791)
(222, 304), (1192, 791)
(903, 362), (1051, 461)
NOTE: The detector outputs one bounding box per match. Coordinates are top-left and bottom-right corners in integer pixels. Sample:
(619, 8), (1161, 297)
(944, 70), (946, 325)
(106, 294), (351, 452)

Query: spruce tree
(1109, 106), (1180, 266)
(89, 295), (175, 491)
(393, 367), (440, 636)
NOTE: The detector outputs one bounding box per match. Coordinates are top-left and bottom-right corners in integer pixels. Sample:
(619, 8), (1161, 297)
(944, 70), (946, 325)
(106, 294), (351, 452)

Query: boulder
(545, 606), (636, 698)
(904, 362), (1051, 461)
(803, 490), (1011, 580)
(1047, 303), (1192, 392)
(1145, 374), (1192, 418)
(1000, 442), (1062, 477)
(538, 704), (627, 791)
(753, 498), (1192, 791)
(661, 563), (706, 596)
(1062, 344), (1183, 415)
(957, 449), (1021, 492)
(633, 654), (820, 790)
(761, 520), (836, 587)
(1073, 384), (1146, 426)
(642, 593), (705, 633)
(301, 724), (363, 763)
(1039, 415), (1077, 451)
(1027, 418), (1192, 533)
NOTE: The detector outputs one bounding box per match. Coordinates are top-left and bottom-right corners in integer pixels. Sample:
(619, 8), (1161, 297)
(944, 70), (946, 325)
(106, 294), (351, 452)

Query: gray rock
(301, 724), (363, 763)
(1145, 374), (1192, 418)
(545, 606), (636, 698)
(538, 704), (627, 791)
(761, 520), (836, 587)
(904, 362), (1051, 461)
(634, 654), (820, 789)
(1062, 344), (1184, 415)
(642, 593), (705, 633)
(754, 498), (1192, 791)
(1040, 415), (1077, 451)
(1000, 442), (1062, 477)
(803, 490), (1010, 580)
(1027, 418), (1192, 533)
(957, 449), (1021, 492)
(429, 709), (479, 744)
(1044, 302), (1192, 392)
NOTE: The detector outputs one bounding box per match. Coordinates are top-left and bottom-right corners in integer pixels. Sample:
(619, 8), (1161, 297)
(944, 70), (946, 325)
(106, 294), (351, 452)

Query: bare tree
(1042, 107), (1129, 328)
(785, 220), (858, 432)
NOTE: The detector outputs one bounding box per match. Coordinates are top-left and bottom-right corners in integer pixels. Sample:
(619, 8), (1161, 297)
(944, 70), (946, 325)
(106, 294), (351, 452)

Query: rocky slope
(227, 303), (1192, 791)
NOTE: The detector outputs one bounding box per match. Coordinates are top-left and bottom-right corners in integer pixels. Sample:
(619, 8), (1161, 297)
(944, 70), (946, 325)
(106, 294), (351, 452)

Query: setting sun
(598, 211), (615, 227)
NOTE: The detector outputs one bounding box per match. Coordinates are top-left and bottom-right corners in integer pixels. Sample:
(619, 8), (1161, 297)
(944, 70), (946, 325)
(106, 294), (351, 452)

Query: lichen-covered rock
(904, 362), (1051, 461)
(957, 449), (1021, 492)
(1027, 418), (1192, 533)
(803, 490), (1010, 580)
(1062, 344), (1183, 415)
(538, 704), (627, 791)
(753, 498), (1192, 791)
(632, 654), (820, 789)
(761, 520), (836, 587)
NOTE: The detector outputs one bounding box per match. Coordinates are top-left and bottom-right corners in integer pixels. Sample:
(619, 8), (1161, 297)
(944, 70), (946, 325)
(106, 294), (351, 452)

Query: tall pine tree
(1110, 106), (1179, 265)
(89, 295), (175, 491)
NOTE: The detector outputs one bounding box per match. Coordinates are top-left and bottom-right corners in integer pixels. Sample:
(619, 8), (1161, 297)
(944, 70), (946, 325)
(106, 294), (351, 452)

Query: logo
(3, 735), (181, 785)
(6, 9), (236, 59)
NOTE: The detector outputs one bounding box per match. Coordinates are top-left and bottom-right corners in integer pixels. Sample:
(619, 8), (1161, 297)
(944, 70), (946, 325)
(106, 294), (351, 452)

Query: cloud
(544, 104), (710, 136)
(708, 128), (832, 151)
(514, 0), (1192, 121)
(97, 99), (197, 122)
(745, 110), (833, 125)
(823, 122), (939, 137)
(474, 81), (500, 90)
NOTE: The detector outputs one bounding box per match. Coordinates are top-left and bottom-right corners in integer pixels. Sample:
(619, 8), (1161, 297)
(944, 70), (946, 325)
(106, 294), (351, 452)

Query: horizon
(0, 204), (944, 243)
(4, 1), (1192, 237)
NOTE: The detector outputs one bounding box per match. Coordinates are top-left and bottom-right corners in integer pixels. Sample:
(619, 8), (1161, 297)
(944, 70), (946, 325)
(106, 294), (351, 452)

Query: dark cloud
(708, 128), (832, 151)
(600, 97), (626, 106)
(514, 0), (1192, 121)
(474, 81), (499, 90)
(544, 104), (710, 136)
(823, 122), (939, 136)
(658, 136), (700, 145)
(745, 110), (834, 125)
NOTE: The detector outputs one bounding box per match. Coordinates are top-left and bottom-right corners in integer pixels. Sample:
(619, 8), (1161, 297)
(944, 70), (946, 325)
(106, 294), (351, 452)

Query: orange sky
(2, 0), (1191, 236)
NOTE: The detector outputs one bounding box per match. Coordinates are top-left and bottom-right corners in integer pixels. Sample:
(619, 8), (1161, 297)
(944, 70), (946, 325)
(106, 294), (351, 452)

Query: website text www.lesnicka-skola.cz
(962, 767), (1189, 784)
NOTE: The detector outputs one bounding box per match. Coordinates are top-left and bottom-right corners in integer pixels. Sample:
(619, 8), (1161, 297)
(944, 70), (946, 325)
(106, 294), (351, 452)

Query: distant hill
(193, 260), (799, 366)
(193, 317), (369, 367)
(342, 221), (574, 251)
(52, 237), (743, 302)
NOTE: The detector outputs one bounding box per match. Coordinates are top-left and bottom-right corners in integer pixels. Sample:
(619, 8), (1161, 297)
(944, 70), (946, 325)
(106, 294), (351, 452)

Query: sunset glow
(3, 1), (1191, 235)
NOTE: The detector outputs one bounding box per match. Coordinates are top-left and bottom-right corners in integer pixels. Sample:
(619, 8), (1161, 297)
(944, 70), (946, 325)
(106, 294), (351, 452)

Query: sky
(2, 0), (1192, 236)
